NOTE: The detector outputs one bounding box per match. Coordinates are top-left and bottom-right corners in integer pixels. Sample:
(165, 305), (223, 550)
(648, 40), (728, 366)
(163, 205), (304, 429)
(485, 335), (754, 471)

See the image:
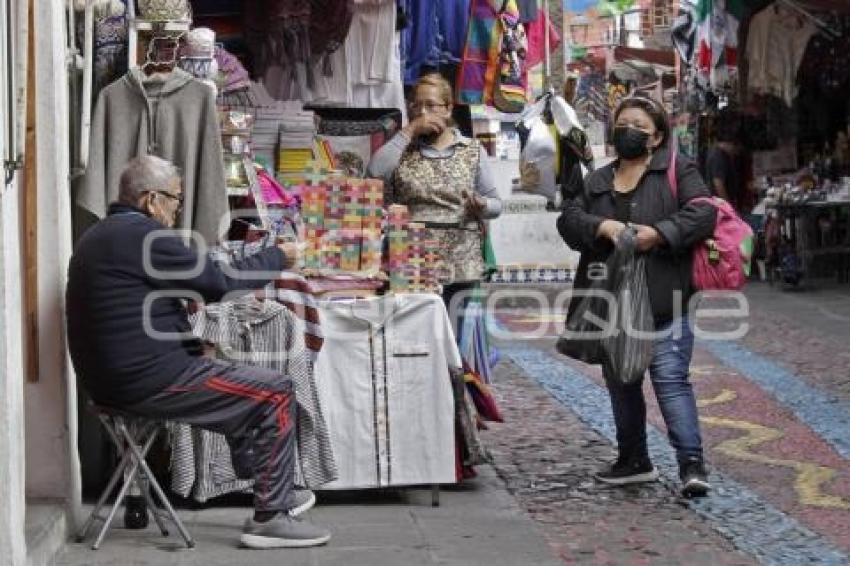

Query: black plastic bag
(555, 274), (610, 364)
(556, 256), (617, 365)
(556, 230), (653, 385)
(602, 231), (654, 385)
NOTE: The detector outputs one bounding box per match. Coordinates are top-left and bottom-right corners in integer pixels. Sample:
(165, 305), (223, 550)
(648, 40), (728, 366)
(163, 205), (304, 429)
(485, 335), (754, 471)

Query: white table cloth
(314, 293), (460, 489)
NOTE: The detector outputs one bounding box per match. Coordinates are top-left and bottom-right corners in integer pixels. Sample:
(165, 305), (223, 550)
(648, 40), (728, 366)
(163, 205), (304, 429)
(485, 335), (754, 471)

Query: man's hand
(277, 241), (302, 270)
(632, 224), (662, 252)
(402, 115), (446, 140)
(597, 219), (627, 244)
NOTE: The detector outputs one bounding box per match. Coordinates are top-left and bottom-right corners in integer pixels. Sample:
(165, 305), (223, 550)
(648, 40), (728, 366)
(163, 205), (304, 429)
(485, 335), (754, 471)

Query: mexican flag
(674, 0), (745, 88)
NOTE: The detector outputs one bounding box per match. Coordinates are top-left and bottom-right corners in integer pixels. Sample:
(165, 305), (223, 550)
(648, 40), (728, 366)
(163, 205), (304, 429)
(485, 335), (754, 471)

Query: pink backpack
(667, 145), (754, 291)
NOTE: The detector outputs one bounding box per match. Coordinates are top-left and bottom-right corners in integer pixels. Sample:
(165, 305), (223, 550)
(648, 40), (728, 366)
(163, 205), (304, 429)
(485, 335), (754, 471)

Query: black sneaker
(594, 456), (659, 485)
(680, 459), (711, 498)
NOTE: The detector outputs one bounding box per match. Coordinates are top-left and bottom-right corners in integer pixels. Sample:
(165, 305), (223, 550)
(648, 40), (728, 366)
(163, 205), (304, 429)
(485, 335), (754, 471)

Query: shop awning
(613, 46), (676, 68)
(743, 0), (850, 14)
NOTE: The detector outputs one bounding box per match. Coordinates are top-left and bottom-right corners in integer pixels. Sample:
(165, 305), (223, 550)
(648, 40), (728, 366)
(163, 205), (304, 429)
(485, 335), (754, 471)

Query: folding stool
(75, 403), (195, 550)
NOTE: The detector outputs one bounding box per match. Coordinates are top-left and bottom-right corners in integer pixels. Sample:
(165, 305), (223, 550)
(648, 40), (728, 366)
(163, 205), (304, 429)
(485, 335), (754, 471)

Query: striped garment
(210, 241), (325, 360)
(170, 298), (338, 502)
(258, 272), (325, 359)
(456, 0), (504, 105)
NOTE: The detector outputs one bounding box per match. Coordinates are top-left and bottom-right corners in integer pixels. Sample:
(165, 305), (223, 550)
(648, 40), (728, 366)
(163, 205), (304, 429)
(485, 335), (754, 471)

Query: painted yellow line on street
(700, 413), (850, 510)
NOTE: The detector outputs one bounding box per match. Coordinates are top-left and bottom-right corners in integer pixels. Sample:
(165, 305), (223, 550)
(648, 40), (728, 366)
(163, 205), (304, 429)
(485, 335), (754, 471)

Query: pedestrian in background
(704, 111), (755, 215)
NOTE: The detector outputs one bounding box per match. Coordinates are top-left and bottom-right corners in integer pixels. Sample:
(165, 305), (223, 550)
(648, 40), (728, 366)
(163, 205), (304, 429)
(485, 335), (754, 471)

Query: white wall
(23, 0), (75, 502)
(0, 0), (79, 562)
(0, 175), (28, 566)
(0, 0), (30, 561)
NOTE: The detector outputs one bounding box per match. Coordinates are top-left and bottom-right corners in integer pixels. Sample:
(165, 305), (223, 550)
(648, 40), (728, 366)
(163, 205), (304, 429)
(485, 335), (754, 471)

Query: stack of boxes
(360, 180), (384, 274)
(404, 223), (440, 293)
(322, 179), (346, 271)
(387, 205), (411, 291)
(301, 185), (326, 269)
(406, 222), (426, 291)
(340, 182), (364, 272)
(291, 175), (441, 291)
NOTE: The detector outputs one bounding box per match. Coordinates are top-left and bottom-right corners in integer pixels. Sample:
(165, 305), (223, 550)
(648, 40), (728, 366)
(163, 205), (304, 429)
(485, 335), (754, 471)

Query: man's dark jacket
(66, 203), (286, 406)
(557, 146), (717, 322)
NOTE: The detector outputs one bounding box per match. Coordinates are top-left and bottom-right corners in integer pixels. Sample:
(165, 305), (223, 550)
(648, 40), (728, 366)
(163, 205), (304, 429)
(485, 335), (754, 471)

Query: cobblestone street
(488, 281), (850, 564)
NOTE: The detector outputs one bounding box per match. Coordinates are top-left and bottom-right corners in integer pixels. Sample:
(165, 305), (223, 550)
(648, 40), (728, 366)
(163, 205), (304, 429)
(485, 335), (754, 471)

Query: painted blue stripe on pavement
(701, 340), (850, 461)
(504, 346), (849, 566)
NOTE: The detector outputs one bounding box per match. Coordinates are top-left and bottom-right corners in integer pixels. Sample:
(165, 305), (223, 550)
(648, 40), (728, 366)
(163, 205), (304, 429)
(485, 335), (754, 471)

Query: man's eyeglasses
(409, 101), (448, 113)
(148, 190), (183, 212)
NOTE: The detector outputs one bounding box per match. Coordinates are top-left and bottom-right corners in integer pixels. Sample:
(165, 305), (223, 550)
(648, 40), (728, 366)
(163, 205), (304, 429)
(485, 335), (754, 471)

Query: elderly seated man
(66, 155), (330, 549)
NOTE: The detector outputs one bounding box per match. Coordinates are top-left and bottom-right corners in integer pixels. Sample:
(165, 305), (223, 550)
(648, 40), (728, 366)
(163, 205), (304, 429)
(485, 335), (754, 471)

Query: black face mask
(613, 126), (651, 159)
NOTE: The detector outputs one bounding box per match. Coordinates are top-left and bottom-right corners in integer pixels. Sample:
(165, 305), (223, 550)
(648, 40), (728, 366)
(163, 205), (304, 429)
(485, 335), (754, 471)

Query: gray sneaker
(290, 489), (316, 517)
(241, 514), (331, 549)
(241, 490), (317, 533)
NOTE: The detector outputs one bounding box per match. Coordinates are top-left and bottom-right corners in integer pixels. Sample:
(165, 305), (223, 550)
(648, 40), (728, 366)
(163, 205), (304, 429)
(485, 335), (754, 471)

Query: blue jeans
(603, 317), (704, 465)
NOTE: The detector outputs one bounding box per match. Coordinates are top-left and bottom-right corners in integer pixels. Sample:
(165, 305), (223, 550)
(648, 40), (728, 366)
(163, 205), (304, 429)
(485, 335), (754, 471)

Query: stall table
(313, 293), (460, 490)
(173, 292), (462, 505)
(770, 200), (850, 284)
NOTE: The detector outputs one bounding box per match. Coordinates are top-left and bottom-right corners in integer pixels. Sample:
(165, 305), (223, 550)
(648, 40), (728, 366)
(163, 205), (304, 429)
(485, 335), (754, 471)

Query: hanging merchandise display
(313, 294), (459, 489)
(346, 1), (407, 118)
(745, 4), (816, 107)
(400, 0), (471, 85)
(672, 0), (742, 91)
(492, 0), (527, 113)
(78, 67), (230, 244)
(796, 13), (850, 99)
(136, 0), (190, 21)
(177, 27), (218, 93)
(523, 7), (560, 98)
(517, 93), (592, 201)
(457, 0), (528, 108)
(518, 114), (558, 200)
(88, 0), (129, 97)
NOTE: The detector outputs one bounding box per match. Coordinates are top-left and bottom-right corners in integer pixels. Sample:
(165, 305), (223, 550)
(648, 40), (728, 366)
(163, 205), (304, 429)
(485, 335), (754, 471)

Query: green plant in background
(596, 0), (636, 18)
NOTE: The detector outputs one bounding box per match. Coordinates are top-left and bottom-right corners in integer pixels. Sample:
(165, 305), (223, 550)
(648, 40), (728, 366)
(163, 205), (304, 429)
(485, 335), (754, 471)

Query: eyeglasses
(409, 101), (448, 113)
(148, 190), (183, 213)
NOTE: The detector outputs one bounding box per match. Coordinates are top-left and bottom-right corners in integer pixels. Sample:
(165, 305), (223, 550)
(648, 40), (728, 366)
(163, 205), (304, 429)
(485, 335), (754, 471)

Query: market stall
(671, 0), (850, 287)
(73, 0), (549, 508)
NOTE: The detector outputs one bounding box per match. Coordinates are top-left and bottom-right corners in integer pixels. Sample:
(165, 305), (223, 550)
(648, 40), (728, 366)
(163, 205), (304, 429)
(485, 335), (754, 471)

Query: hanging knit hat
(136, 0), (190, 21)
(182, 27), (215, 58)
(215, 46), (251, 94)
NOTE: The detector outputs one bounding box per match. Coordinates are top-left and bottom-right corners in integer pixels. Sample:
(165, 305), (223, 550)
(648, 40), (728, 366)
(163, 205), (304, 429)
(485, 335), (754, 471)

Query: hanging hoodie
(78, 67), (229, 244)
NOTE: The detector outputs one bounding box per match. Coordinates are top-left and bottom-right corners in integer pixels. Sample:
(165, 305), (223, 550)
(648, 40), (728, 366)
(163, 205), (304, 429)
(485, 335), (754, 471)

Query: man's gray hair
(118, 155), (180, 204)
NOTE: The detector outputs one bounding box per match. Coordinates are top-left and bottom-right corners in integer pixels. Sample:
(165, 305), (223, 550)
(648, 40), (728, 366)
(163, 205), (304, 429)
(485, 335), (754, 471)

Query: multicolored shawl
(492, 0), (527, 112)
(456, 0), (504, 105)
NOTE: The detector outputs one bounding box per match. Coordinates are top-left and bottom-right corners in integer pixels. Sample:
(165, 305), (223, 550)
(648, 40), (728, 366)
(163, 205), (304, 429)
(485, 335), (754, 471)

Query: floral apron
(392, 142), (485, 284)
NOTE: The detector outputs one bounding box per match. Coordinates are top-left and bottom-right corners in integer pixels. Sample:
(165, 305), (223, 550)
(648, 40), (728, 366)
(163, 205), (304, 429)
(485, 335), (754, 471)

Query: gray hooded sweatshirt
(77, 67), (229, 244)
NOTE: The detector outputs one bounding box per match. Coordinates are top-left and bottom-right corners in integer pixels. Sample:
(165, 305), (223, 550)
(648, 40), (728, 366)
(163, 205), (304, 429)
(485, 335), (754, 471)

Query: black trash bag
(602, 230), (654, 385)
(555, 272), (611, 364)
(556, 252), (620, 364)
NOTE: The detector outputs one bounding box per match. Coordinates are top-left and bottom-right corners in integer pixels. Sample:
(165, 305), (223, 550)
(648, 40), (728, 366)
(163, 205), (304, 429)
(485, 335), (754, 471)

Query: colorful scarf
(456, 0), (504, 105)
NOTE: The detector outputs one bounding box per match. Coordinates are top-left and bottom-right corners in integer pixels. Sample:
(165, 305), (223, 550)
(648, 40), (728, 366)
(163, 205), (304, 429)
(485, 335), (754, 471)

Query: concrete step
(26, 499), (67, 566)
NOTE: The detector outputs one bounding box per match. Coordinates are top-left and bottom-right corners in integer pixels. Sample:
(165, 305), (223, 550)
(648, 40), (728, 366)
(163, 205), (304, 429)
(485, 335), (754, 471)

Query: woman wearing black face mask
(556, 96), (718, 498)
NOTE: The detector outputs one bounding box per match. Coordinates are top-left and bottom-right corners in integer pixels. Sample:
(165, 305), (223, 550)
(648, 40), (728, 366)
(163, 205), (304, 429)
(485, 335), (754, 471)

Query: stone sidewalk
(56, 465), (559, 566)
